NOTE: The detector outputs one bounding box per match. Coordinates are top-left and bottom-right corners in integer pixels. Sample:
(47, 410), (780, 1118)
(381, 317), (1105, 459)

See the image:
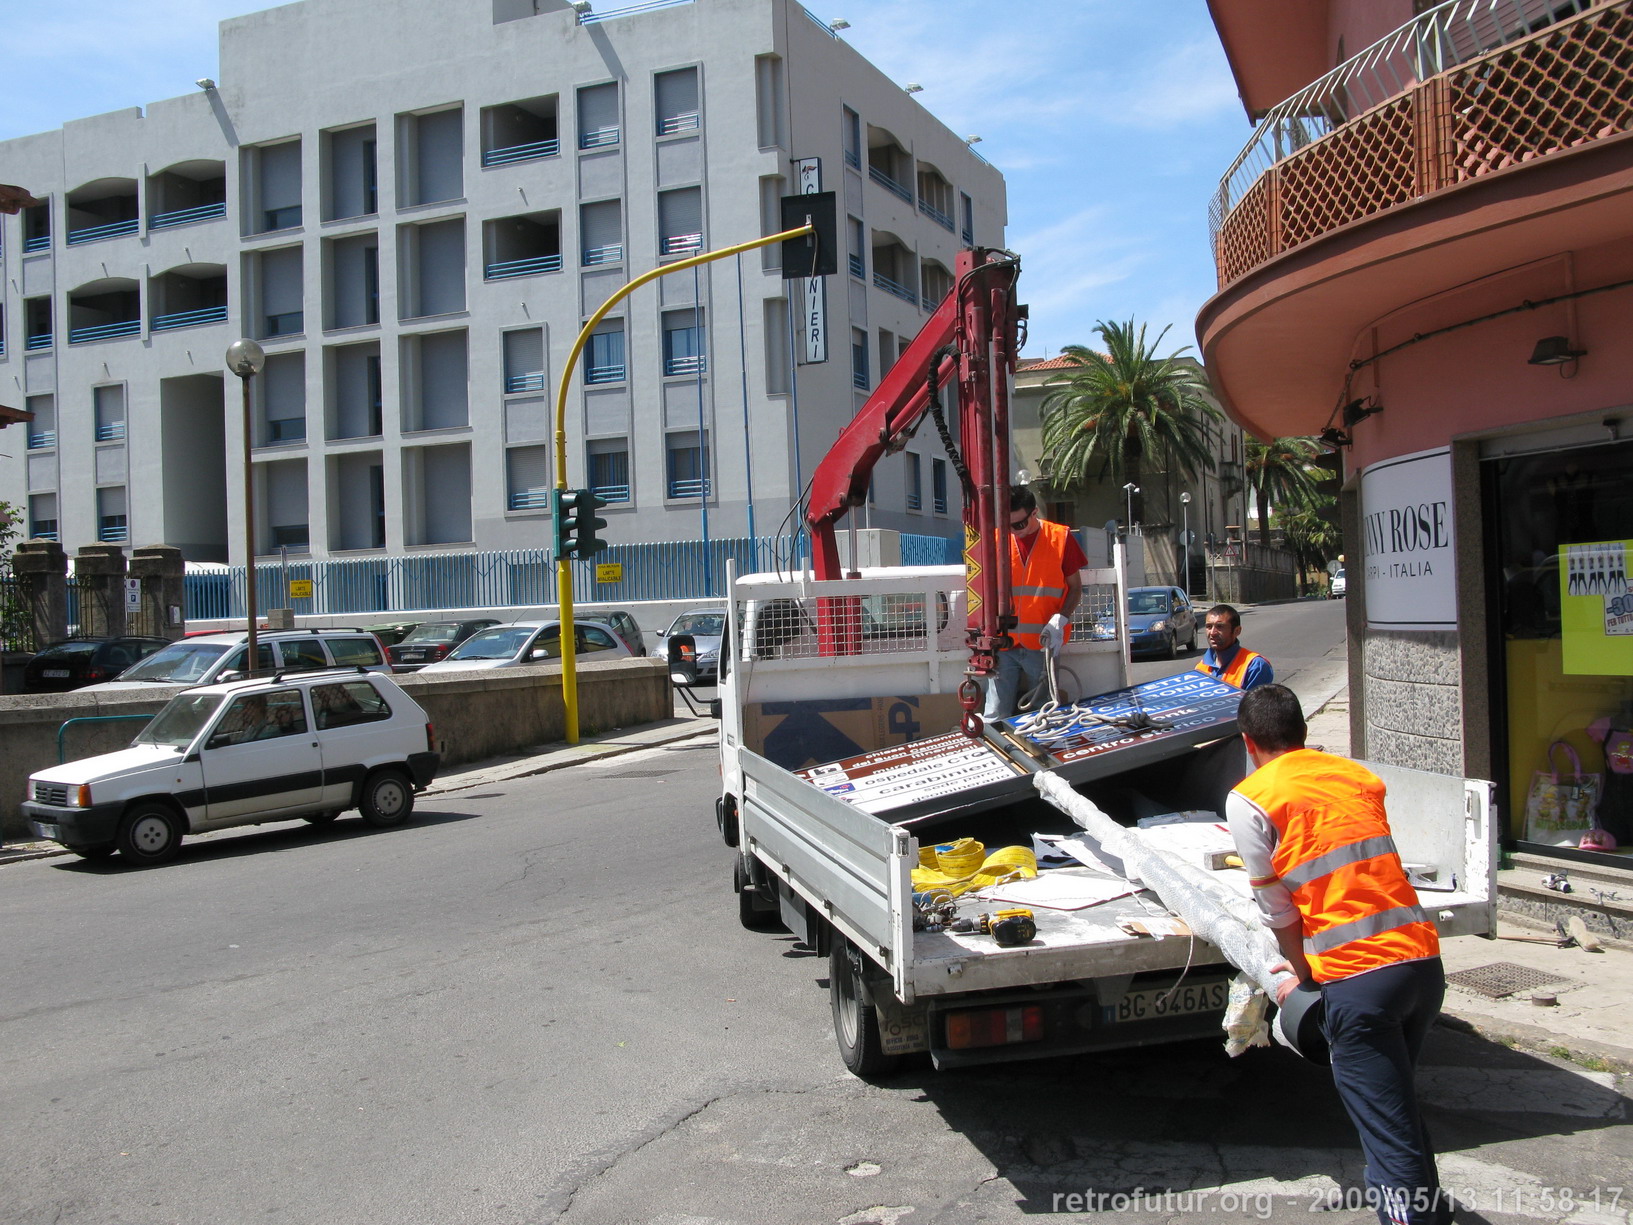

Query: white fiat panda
(21, 668), (440, 866)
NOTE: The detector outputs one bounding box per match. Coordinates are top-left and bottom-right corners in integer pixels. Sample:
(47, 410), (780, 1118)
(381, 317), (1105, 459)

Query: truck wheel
(830, 941), (900, 1079)
(360, 769), (414, 828)
(735, 858), (782, 931)
(116, 803), (183, 867)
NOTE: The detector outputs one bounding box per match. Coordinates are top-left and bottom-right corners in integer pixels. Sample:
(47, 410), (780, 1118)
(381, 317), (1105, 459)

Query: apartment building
(1199, 0), (1633, 860)
(0, 0), (1005, 566)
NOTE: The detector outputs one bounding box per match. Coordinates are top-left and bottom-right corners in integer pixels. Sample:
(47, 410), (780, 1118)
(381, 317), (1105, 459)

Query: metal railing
(802, 4), (841, 36)
(98, 521), (129, 544)
(1210, 0), (1619, 270)
(962, 224), (974, 245)
(906, 492), (922, 511)
(94, 422), (126, 442)
(872, 270), (918, 304)
(483, 138), (560, 166)
(26, 332), (53, 351)
(658, 112), (700, 135)
(848, 253), (865, 278)
(505, 371), (547, 394)
(918, 199), (954, 231)
(660, 233), (703, 256)
(586, 362), (626, 384)
(67, 217), (139, 245)
(852, 369), (869, 390)
(579, 0), (694, 23)
(150, 202), (227, 230)
(485, 253), (564, 280)
(70, 320), (141, 344)
(579, 127), (621, 150)
(152, 305), (228, 332)
(667, 477), (711, 499)
(664, 354), (705, 376)
(23, 234), (50, 253)
(508, 490), (551, 510)
(868, 165), (913, 203)
(592, 483), (630, 503)
(844, 148), (861, 170)
(27, 431), (55, 449)
(583, 243), (624, 266)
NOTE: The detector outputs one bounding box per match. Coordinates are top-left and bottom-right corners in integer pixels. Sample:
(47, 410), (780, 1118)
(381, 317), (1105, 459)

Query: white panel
(504, 395), (548, 443)
(421, 445), (472, 543)
(419, 330), (469, 429)
(584, 387), (630, 436)
(95, 446), (128, 485)
(1362, 447), (1456, 631)
(27, 454), (56, 492)
(266, 461), (307, 525)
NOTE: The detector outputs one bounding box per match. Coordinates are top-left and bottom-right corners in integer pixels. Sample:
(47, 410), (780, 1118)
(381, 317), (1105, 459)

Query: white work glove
(1040, 613), (1070, 655)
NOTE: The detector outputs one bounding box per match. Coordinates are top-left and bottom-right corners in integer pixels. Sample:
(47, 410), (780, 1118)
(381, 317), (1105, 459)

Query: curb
(1435, 1010), (1633, 1074)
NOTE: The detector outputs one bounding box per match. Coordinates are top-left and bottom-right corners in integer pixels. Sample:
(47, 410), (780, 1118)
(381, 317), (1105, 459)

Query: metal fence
(0, 576), (34, 652)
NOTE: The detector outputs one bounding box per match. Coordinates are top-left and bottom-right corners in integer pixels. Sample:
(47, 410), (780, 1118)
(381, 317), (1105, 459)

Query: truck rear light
(944, 1004), (1044, 1050)
(425, 722), (435, 752)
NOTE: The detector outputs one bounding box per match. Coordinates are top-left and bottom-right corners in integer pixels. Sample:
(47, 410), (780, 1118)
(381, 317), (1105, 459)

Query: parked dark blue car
(1120, 586), (1198, 659)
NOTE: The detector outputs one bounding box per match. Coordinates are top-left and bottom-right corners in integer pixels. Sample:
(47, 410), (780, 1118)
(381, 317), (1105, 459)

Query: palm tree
(1279, 503), (1341, 595)
(1244, 436), (1320, 549)
(1039, 321), (1221, 503)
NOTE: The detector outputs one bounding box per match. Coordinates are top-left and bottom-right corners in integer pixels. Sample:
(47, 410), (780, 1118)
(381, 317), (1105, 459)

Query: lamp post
(226, 338), (267, 677)
(1180, 491), (1192, 594)
(1122, 482), (1139, 536)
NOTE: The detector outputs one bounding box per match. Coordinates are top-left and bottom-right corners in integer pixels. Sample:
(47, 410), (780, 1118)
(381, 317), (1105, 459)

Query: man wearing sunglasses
(984, 487), (1086, 719)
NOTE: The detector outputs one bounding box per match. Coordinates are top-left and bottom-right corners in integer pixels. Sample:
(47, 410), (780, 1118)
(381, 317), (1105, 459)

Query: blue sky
(0, 0), (1252, 359)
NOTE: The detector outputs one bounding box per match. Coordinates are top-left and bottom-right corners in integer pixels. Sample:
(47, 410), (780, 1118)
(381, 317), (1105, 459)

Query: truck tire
(735, 858), (782, 931)
(829, 940), (900, 1079)
(360, 768), (413, 828)
(116, 803), (183, 867)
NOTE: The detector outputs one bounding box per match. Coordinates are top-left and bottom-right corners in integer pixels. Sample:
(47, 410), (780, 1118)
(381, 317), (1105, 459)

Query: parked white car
(415, 619), (631, 673)
(1331, 568), (1347, 598)
(21, 669), (439, 866)
(81, 628), (390, 692)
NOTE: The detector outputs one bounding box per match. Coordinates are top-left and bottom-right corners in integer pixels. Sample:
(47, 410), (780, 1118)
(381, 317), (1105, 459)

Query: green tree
(0, 500), (26, 652)
(1039, 321), (1221, 506)
(1244, 435), (1320, 549)
(1279, 503), (1341, 595)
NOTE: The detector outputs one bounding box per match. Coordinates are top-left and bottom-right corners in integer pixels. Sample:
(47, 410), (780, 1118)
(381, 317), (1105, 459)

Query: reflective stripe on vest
(1194, 644), (1263, 689)
(1234, 749), (1438, 983)
(1009, 520), (1072, 650)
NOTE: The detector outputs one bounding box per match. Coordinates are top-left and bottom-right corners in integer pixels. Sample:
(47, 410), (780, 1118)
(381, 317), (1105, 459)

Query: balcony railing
(1210, 0), (1633, 286)
(582, 243), (624, 266)
(579, 0), (693, 23)
(579, 127), (620, 150)
(509, 490), (552, 511)
(918, 199), (954, 231)
(28, 431), (55, 449)
(933, 494), (948, 515)
(30, 525), (57, 542)
(23, 234), (50, 253)
(667, 477), (711, 499)
(664, 354), (705, 377)
(25, 332), (52, 351)
(483, 138), (560, 166)
(868, 165), (913, 204)
(848, 253), (865, 278)
(844, 148), (861, 170)
(592, 483), (631, 503)
(152, 305), (228, 332)
(658, 112), (700, 135)
(586, 362), (626, 384)
(660, 233), (703, 256)
(485, 253), (564, 280)
(150, 202), (227, 230)
(94, 422), (126, 442)
(962, 222), (974, 245)
(70, 320), (141, 344)
(67, 217), (139, 245)
(852, 369), (869, 391)
(872, 270), (919, 305)
(98, 520), (129, 544)
(906, 492), (922, 511)
(505, 371), (547, 394)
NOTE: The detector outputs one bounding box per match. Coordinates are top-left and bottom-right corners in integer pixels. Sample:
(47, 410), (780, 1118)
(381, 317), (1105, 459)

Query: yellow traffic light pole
(553, 221), (814, 744)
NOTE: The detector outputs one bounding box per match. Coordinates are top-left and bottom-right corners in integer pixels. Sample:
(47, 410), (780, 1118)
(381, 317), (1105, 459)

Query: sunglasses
(1010, 510), (1034, 529)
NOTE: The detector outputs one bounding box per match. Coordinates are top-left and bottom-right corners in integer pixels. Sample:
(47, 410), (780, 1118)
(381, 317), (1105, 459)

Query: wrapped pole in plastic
(1032, 771), (1302, 1056)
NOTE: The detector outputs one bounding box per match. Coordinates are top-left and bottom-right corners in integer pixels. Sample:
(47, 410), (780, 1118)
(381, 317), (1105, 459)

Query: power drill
(950, 908), (1038, 947)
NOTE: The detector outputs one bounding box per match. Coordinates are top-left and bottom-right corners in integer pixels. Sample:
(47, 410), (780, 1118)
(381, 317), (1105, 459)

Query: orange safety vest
(1010, 520), (1072, 650)
(1194, 644), (1265, 689)
(1235, 749), (1438, 983)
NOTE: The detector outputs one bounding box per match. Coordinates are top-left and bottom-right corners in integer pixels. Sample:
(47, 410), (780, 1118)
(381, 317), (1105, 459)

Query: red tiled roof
(1017, 355), (1082, 371)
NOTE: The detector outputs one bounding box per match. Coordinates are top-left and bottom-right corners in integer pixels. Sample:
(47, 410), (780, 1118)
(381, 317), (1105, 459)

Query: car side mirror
(221, 670), (246, 683)
(667, 634), (699, 686)
(529, 648), (549, 660)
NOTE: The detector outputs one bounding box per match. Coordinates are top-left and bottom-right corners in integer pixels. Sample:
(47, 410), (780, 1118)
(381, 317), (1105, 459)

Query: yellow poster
(1560, 539), (1633, 676)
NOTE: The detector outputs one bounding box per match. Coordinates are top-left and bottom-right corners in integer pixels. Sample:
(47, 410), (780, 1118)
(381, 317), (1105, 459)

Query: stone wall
(1361, 630), (1464, 774)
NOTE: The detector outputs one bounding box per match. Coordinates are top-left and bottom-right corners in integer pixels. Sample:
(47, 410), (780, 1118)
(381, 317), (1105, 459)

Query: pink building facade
(1199, 0), (1633, 862)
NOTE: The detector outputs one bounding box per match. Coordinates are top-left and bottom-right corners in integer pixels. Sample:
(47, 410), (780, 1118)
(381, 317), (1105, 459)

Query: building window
(503, 328), (546, 394)
(961, 191), (975, 245)
(666, 430), (710, 499)
(481, 95), (559, 166)
(397, 106), (463, 207)
(580, 198), (623, 266)
(248, 139), (302, 234)
(589, 439), (630, 503)
(270, 524), (311, 549)
(577, 82), (620, 149)
(932, 458), (948, 515)
(586, 323), (626, 384)
(663, 309), (705, 376)
(29, 493), (58, 541)
(655, 67), (700, 135)
(27, 394), (56, 449)
(658, 187), (703, 258)
(906, 453), (922, 511)
(848, 216), (865, 279)
(505, 445), (551, 511)
(97, 487), (128, 543)
(94, 386), (126, 442)
(851, 328), (869, 391)
(842, 105), (861, 169)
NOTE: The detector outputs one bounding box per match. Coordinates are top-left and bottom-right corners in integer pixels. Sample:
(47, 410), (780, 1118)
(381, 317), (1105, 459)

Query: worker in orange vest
(1195, 603), (1274, 690)
(983, 487), (1085, 719)
(1227, 685), (1450, 1225)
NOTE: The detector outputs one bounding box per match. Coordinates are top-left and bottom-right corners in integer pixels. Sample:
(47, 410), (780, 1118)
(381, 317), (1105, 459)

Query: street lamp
(1122, 482), (1139, 536)
(226, 338), (266, 677)
(1180, 492), (1192, 594)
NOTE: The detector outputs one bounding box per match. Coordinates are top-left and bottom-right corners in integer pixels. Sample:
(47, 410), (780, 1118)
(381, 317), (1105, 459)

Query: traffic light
(554, 487), (609, 558)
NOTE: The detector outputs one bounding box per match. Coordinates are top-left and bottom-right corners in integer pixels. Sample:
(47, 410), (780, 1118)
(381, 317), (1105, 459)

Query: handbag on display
(1522, 740), (1602, 847)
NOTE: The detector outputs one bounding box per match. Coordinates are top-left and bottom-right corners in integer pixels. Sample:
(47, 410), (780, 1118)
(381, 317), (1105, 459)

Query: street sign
(123, 578), (140, 613)
(595, 562), (623, 584)
(289, 579), (314, 599)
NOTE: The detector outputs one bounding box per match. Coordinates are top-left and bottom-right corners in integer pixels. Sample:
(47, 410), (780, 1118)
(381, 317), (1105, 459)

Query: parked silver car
(415, 620), (631, 673)
(658, 608), (727, 683)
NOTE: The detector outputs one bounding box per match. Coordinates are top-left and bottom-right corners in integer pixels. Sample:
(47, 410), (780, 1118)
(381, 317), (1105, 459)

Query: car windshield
(37, 640), (104, 660)
(1127, 591), (1170, 616)
(116, 641), (231, 682)
(672, 613), (725, 637)
(136, 692), (224, 748)
(399, 623), (460, 646)
(448, 626), (541, 660)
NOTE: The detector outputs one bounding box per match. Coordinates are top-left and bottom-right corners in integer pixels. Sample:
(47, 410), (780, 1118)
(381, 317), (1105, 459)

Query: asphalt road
(5, 598), (1627, 1225)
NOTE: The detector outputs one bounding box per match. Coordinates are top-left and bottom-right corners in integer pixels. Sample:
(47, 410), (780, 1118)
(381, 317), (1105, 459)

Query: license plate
(402, 652), (426, 661)
(1105, 979), (1229, 1024)
(31, 821), (61, 841)
(42, 669), (70, 678)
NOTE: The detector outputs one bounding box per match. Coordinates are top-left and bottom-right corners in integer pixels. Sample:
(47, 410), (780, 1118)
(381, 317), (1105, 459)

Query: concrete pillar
(129, 545), (187, 641)
(11, 539), (68, 648)
(72, 544), (129, 638)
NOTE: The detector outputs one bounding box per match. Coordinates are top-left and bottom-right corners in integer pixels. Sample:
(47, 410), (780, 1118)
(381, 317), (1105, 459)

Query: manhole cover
(1445, 961), (1572, 999)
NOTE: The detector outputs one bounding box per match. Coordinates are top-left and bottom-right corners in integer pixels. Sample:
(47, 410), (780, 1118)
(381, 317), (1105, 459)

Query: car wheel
(359, 769), (414, 828)
(1164, 631), (1178, 660)
(1189, 624), (1199, 652)
(116, 803), (183, 866)
(304, 811), (340, 826)
(830, 940), (900, 1079)
(73, 844), (116, 860)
